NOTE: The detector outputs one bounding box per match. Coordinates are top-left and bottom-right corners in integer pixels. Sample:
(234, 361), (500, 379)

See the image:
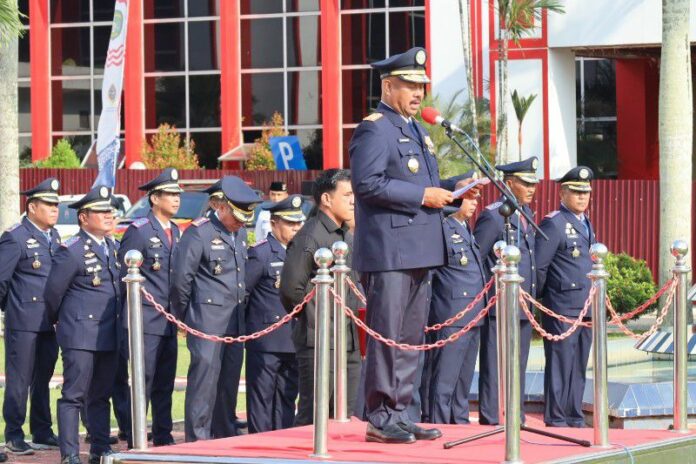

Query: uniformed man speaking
(349, 47), (463, 444)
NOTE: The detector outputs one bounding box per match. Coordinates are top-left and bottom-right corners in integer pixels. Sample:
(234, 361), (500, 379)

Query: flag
(93, 0), (129, 188)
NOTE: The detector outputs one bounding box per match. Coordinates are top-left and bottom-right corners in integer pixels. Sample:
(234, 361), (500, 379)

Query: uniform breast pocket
(76, 310), (102, 322)
(209, 251), (227, 273)
(21, 250), (49, 273)
(565, 239), (582, 258)
(398, 144), (424, 177)
(448, 244), (468, 266)
(196, 294), (223, 306)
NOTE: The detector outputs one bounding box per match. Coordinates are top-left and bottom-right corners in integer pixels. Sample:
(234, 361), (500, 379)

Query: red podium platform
(107, 417), (696, 464)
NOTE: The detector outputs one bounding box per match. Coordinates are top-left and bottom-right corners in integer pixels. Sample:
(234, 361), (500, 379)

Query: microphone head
(421, 107), (440, 125)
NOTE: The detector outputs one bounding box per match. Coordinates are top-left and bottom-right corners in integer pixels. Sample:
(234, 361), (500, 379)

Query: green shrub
(605, 252), (658, 320)
(34, 139), (81, 168)
(142, 123), (200, 169)
(245, 112), (286, 171)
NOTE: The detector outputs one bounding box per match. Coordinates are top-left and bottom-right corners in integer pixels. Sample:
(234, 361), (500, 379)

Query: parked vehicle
(55, 194), (131, 240)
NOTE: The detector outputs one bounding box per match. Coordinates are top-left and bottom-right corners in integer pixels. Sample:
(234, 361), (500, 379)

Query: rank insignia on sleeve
(62, 236), (81, 248)
(133, 218), (149, 228)
(486, 202), (502, 211)
(363, 112), (383, 122)
(545, 210), (560, 218)
(191, 217), (210, 227)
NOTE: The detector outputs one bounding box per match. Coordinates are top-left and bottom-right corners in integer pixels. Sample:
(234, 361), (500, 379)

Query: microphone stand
(441, 128), (589, 450)
(442, 126), (548, 241)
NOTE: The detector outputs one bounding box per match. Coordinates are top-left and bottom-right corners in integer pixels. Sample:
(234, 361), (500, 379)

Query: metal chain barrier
(140, 287), (315, 343)
(425, 277), (495, 332)
(345, 276), (366, 306)
(606, 279), (677, 341)
(331, 287), (496, 351)
(520, 286), (596, 342)
(520, 290), (592, 328)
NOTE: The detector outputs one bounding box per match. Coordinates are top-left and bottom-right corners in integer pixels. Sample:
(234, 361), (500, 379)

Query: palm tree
(0, 0), (24, 231)
(458, 0), (479, 148)
(511, 89), (537, 160)
(658, 0), (692, 309)
(495, 0), (563, 165)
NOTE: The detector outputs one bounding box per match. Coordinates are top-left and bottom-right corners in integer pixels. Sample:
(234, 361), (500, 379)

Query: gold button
(238, 283), (242, 288)
(571, 283), (576, 287)
(32, 297), (37, 301)
(237, 267), (241, 272)
(463, 291), (468, 296)
(275, 315), (280, 320)
(88, 315), (93, 319)
(207, 299), (212, 303)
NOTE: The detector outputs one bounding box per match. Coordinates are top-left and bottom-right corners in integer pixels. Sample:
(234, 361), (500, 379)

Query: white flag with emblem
(94, 0), (129, 188)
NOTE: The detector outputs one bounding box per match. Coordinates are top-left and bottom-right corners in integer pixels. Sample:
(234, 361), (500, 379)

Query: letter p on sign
(269, 136), (308, 171)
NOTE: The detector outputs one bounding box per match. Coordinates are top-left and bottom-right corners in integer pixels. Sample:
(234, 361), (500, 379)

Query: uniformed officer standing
(0, 178), (61, 456)
(427, 175), (488, 424)
(254, 182), (289, 241)
(171, 176), (260, 442)
(349, 47), (470, 444)
(535, 166), (596, 428)
(45, 185), (122, 464)
(117, 168), (183, 446)
(473, 156), (539, 425)
(245, 195), (305, 433)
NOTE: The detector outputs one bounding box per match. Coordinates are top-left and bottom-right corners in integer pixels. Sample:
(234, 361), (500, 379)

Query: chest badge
(407, 158), (420, 174)
(571, 243), (580, 258)
(214, 257), (223, 275)
(152, 253), (161, 271)
(451, 234), (463, 244)
(424, 135), (435, 154)
(274, 272), (281, 289)
(32, 252), (41, 269)
(92, 272), (102, 287)
(459, 254), (469, 266)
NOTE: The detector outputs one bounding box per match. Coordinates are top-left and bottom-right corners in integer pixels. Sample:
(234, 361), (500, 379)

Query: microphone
(421, 107), (466, 134)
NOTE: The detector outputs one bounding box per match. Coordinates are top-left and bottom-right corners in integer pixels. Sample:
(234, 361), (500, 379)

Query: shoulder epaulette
(132, 217), (149, 228)
(5, 223), (20, 232)
(545, 210), (560, 218)
(191, 217), (210, 227)
(62, 236), (81, 248)
(486, 201), (502, 211)
(363, 112), (383, 122)
(252, 239), (268, 248)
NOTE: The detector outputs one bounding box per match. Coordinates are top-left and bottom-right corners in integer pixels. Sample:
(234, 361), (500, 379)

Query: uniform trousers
(58, 348), (118, 456)
(478, 317), (532, 425)
(428, 327), (480, 424)
(542, 314), (592, 427)
(185, 335), (242, 442)
(362, 269), (430, 428)
(3, 329), (58, 442)
(246, 351), (298, 433)
(294, 346), (361, 426)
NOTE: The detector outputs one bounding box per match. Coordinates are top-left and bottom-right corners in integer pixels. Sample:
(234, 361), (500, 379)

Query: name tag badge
(211, 245), (225, 251)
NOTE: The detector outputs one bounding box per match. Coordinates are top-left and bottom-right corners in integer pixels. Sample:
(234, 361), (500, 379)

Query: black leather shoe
(88, 449), (114, 464)
(567, 421), (588, 428)
(234, 419), (248, 429)
(396, 421), (442, 440)
(365, 423), (416, 444)
(118, 430), (129, 441)
(5, 439), (35, 455)
(153, 438), (176, 447)
(85, 434), (118, 445)
(61, 454), (82, 464)
(31, 432), (60, 450)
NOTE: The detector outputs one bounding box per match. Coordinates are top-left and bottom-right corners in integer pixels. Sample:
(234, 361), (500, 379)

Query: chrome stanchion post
(311, 248), (334, 458)
(671, 239), (690, 434)
(493, 240), (508, 423)
(331, 241), (350, 422)
(501, 245), (523, 464)
(588, 243), (610, 447)
(122, 250), (148, 450)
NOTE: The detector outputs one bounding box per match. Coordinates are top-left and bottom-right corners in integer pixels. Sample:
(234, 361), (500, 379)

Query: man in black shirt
(280, 169), (361, 426)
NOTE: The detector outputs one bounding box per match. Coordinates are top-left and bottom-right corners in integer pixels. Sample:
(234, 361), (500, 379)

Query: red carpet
(144, 417), (695, 463)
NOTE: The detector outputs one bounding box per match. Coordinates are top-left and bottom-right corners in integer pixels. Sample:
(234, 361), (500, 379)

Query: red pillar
(124, 0), (145, 167)
(30, 0), (51, 161)
(220, 0), (242, 169)
(321, 0), (342, 169)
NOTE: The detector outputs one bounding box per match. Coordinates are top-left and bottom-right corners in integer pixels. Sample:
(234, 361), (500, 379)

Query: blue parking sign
(269, 136), (307, 170)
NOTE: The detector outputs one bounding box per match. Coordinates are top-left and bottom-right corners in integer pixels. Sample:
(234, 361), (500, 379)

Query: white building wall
(429, 0), (469, 104)
(547, 49), (577, 179)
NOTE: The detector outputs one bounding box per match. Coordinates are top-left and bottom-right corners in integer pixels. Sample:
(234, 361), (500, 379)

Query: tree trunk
(458, 0), (480, 153)
(518, 124), (523, 160)
(0, 33), (20, 231)
(659, 0), (692, 325)
(496, 29), (509, 165)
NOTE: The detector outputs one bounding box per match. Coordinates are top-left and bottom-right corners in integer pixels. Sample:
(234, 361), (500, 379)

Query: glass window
(19, 136), (32, 166)
(388, 10), (425, 56)
(583, 60), (616, 118)
(342, 69), (381, 124)
(188, 0), (220, 17)
(241, 18), (284, 69)
(341, 0), (386, 9)
(287, 71), (322, 125)
(93, 0), (116, 21)
(18, 0), (28, 25)
(288, 0), (320, 12)
(145, 76), (186, 129)
(191, 131), (222, 168)
(241, 0), (283, 15)
(291, 128), (322, 169)
(243, 130), (263, 144)
(188, 21), (221, 71)
(144, 22), (186, 72)
(18, 31), (29, 78)
(390, 0), (425, 7)
(18, 82), (31, 133)
(242, 73), (285, 126)
(144, 0), (185, 19)
(189, 75), (221, 127)
(58, 134), (93, 159)
(51, 27), (91, 77)
(50, 0), (90, 24)
(286, 16), (321, 67)
(341, 13), (386, 65)
(53, 79), (92, 132)
(577, 121), (617, 178)
(93, 25), (112, 75)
